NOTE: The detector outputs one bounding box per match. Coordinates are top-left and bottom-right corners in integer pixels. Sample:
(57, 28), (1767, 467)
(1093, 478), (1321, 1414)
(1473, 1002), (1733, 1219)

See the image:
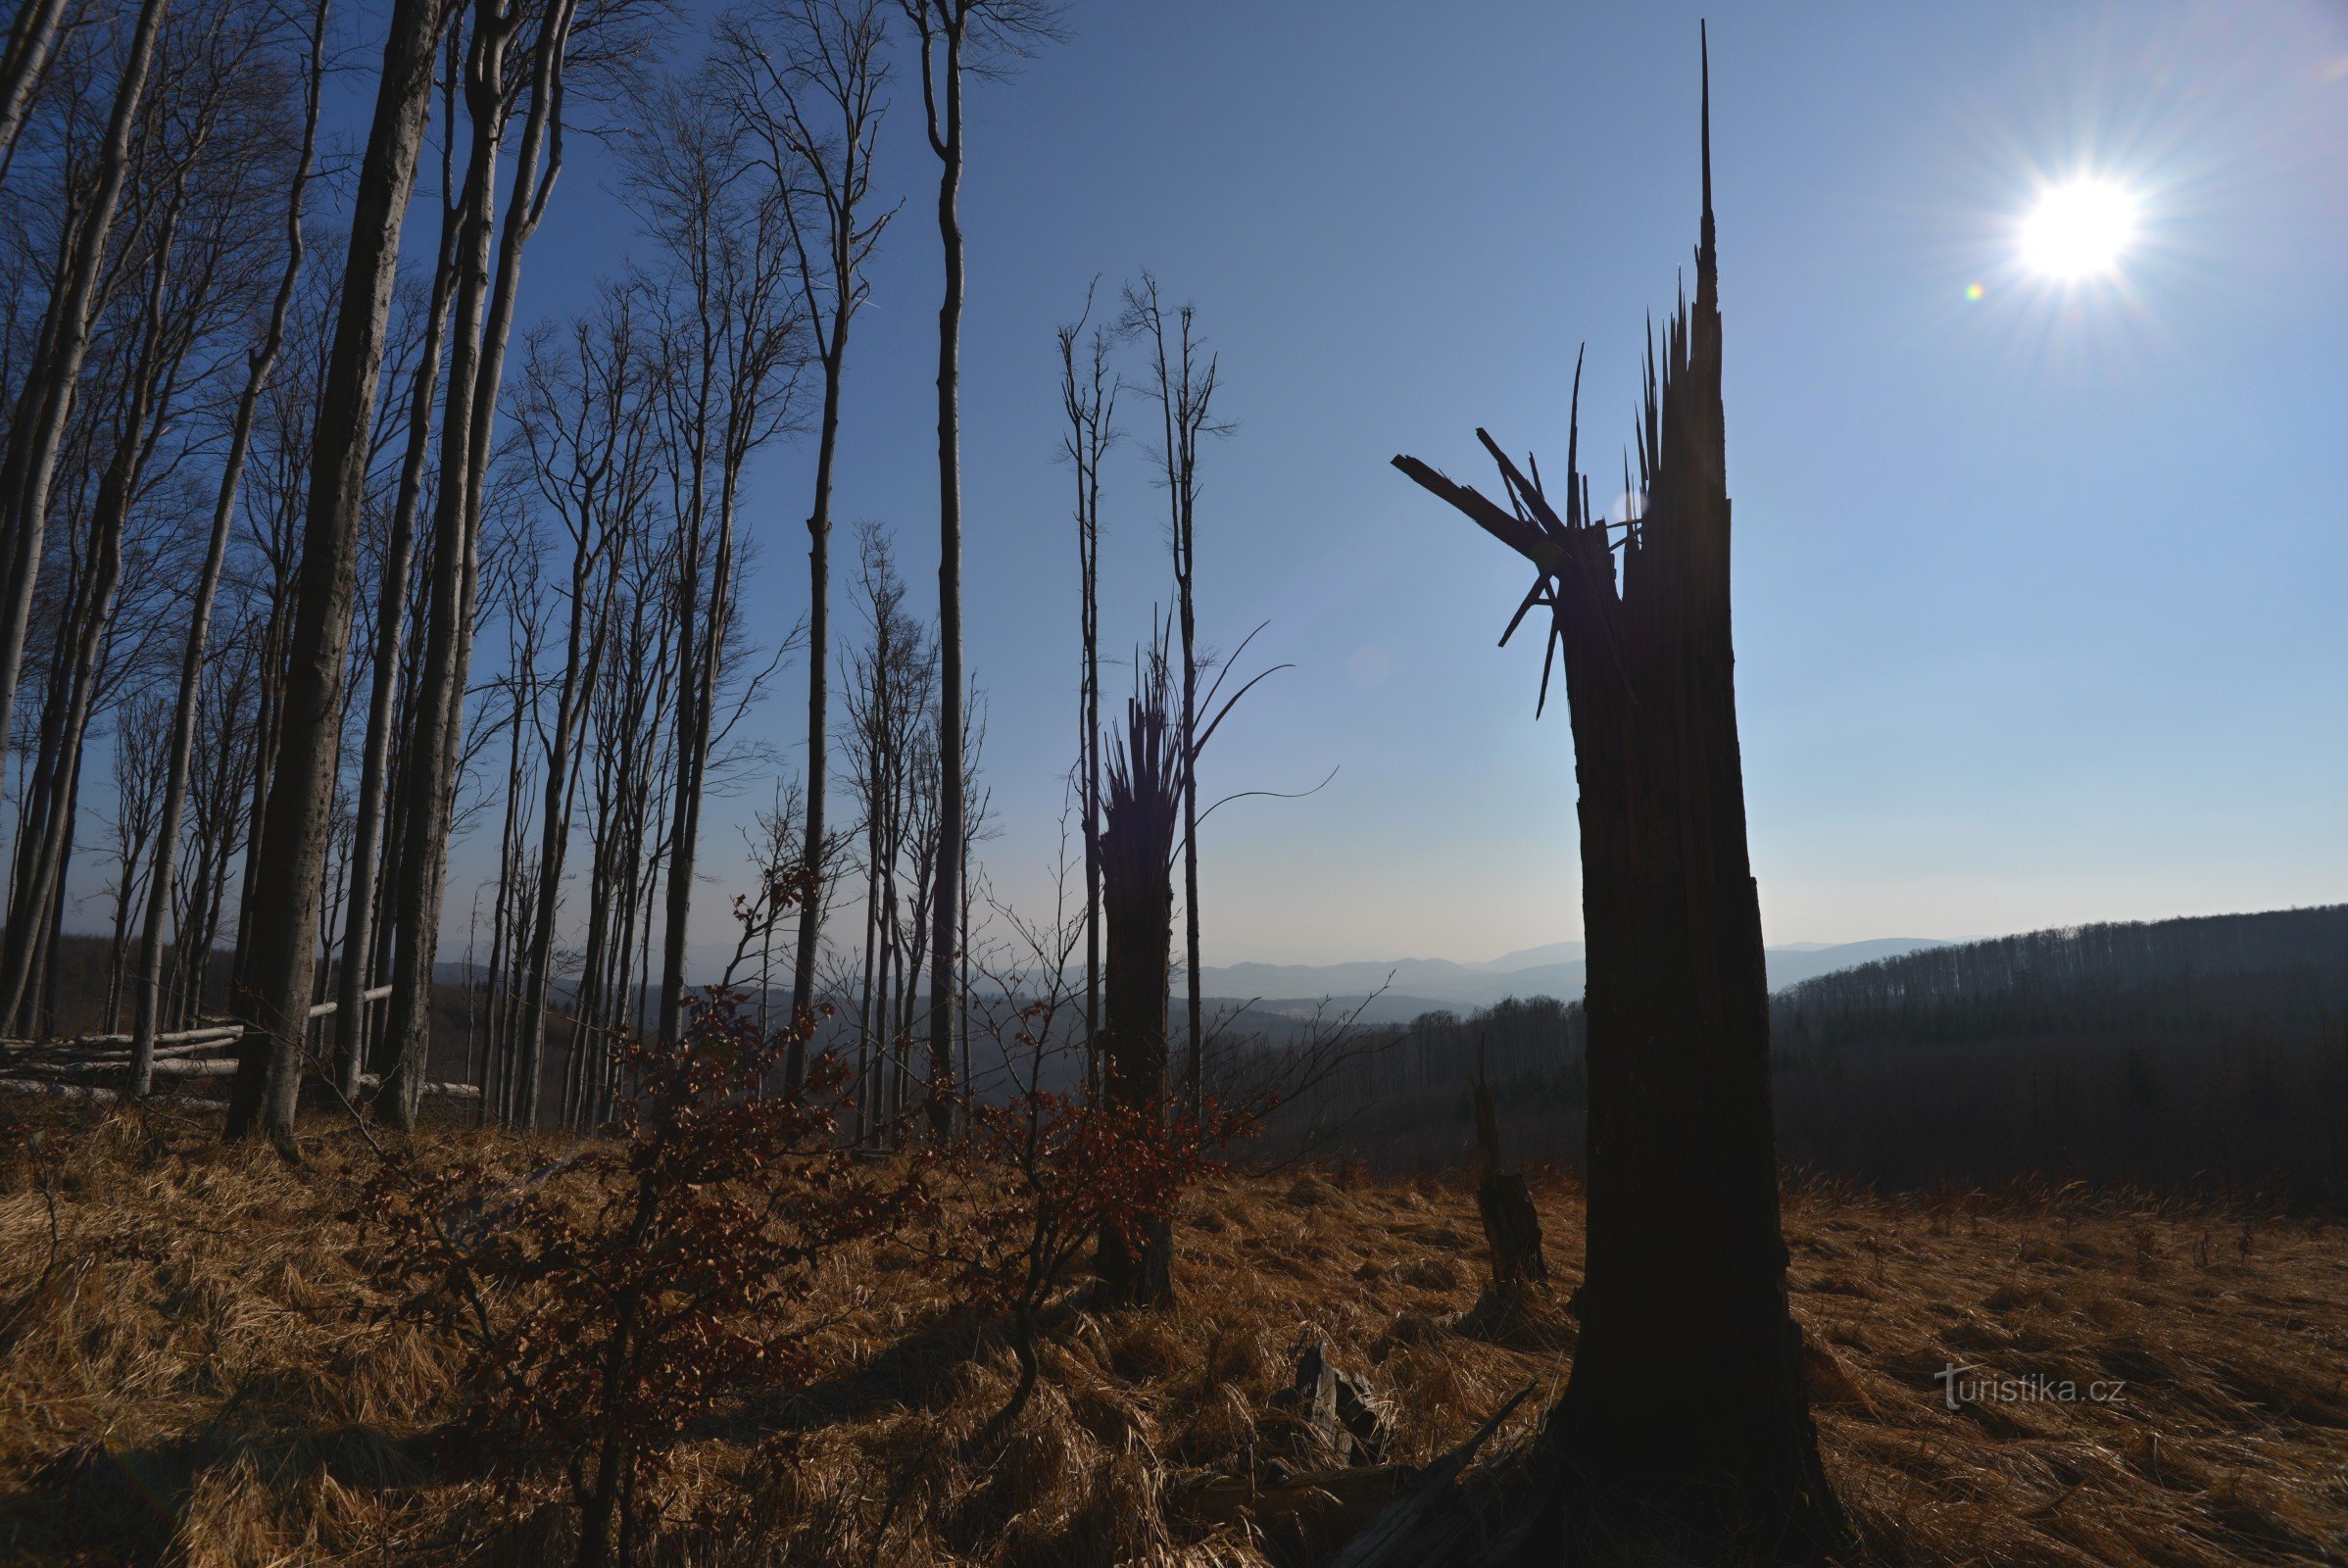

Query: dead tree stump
(1472, 1079), (1548, 1292)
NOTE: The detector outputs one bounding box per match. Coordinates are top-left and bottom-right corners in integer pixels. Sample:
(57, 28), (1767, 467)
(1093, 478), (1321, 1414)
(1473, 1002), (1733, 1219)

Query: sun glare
(2020, 178), (2138, 279)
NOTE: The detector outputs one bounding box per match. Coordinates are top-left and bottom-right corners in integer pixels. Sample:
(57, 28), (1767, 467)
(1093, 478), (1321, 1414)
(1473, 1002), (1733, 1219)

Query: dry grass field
(2, 1106), (2344, 1566)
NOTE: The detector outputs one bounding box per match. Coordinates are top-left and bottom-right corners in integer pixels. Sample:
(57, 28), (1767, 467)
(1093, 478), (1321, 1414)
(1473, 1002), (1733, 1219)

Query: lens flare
(2020, 179), (2138, 278)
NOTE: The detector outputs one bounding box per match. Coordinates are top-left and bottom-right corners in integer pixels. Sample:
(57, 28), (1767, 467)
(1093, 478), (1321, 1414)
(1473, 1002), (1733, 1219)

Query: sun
(2019, 178), (2139, 279)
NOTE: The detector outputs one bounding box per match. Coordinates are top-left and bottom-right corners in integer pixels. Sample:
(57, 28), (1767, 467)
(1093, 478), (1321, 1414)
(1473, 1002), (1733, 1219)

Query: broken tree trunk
(1392, 35), (1849, 1561)
(1472, 1075), (1547, 1293)
(1096, 659), (1180, 1307)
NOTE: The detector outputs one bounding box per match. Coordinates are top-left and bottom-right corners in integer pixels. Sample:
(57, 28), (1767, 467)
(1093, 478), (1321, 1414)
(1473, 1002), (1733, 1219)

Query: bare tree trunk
(911, 5), (964, 1143)
(332, 94), (457, 1099)
(1055, 304), (1111, 1087)
(379, 0), (576, 1129)
(1392, 44), (1849, 1555)
(1097, 665), (1177, 1307)
(133, 0), (329, 1099)
(514, 536), (610, 1127)
(721, 0), (891, 1099)
(1121, 278), (1220, 1123)
(0, 0), (170, 816)
(0, 0), (70, 176)
(224, 0), (451, 1150)
(3, 181), (187, 1036)
(787, 340), (841, 1091)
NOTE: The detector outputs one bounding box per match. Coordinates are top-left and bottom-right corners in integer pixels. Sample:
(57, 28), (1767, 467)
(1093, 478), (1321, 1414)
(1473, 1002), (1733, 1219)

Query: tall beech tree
(1392, 44), (1851, 1557)
(1055, 288), (1113, 1074)
(626, 60), (804, 1054)
(131, 0), (330, 1099)
(223, 0), (454, 1149)
(502, 294), (655, 1126)
(0, 0), (73, 173)
(716, 0), (889, 1098)
(5, 0), (299, 1039)
(901, 0), (1058, 1138)
(0, 0), (171, 814)
(328, 89), (464, 1101)
(377, 0), (588, 1130)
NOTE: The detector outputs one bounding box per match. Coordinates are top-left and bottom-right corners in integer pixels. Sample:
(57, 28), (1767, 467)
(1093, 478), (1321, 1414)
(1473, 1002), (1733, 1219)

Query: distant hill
(1774, 905), (2348, 1048)
(1197, 936), (1949, 1018)
(1273, 905), (2348, 1199)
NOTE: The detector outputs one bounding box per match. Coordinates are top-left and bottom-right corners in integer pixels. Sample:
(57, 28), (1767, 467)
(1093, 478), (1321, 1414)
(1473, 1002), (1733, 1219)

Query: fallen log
(0, 1069), (477, 1104)
(0, 1079), (209, 1107)
(358, 1073), (480, 1101)
(7, 1057), (239, 1081)
(0, 986), (390, 1056)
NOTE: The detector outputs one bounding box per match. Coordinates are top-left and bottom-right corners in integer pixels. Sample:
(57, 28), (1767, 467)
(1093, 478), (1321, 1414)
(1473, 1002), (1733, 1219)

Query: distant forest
(1275, 906), (2348, 1203)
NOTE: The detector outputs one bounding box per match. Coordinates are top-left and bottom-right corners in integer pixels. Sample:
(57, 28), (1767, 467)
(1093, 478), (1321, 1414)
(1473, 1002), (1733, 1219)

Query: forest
(1278, 908), (2348, 1200)
(3, 2), (2345, 1566)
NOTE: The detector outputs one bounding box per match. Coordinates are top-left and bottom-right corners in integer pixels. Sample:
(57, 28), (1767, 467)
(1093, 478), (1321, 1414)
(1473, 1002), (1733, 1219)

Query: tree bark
(224, 0), (450, 1150)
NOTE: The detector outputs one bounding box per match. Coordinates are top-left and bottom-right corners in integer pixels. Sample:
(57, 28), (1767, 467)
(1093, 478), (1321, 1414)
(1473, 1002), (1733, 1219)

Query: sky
(104, 1), (2348, 971)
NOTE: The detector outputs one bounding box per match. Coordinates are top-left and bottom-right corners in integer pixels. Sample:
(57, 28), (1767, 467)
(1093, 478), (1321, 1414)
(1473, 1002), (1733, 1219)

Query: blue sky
(369, 2), (2348, 966)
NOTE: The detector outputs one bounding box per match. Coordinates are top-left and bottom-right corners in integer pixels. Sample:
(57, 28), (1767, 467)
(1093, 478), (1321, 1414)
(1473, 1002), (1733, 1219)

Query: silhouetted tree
(901, 0), (1061, 1139)
(1120, 274), (1226, 1122)
(1055, 285), (1114, 1078)
(1394, 39), (1849, 1559)
(716, 0), (890, 1098)
(0, 0), (73, 172)
(1096, 640), (1178, 1306)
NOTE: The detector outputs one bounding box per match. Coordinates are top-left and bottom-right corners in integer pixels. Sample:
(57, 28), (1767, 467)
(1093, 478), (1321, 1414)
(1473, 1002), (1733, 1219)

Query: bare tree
(377, 0), (591, 1131)
(4, 0), (291, 1036)
(0, 0), (170, 782)
(837, 519), (930, 1141)
(101, 690), (169, 1026)
(715, 0), (889, 1098)
(626, 61), (804, 1052)
(0, 0), (73, 176)
(1054, 285), (1113, 1076)
(222, 0), (456, 1150)
(899, 0), (1060, 1139)
(130, 0), (329, 1098)
(502, 291), (655, 1125)
(1120, 273), (1227, 1121)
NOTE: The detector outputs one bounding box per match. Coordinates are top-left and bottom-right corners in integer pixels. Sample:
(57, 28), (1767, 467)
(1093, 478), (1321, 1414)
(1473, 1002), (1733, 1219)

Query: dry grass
(2, 1108), (2344, 1565)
